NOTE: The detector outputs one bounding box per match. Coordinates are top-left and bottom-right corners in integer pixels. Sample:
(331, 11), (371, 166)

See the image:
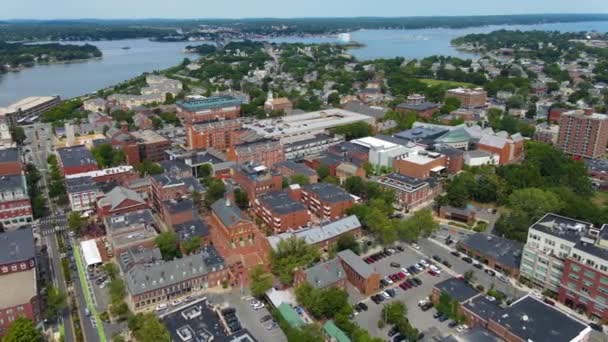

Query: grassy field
(592, 191), (608, 207)
(417, 78), (476, 88)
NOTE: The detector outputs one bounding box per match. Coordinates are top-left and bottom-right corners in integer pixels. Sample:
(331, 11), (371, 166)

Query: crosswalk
(39, 225), (68, 237)
(37, 216), (68, 236)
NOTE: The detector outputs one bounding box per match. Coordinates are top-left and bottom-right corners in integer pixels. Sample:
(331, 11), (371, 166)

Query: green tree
(316, 165), (330, 181)
(330, 121), (374, 140)
(382, 301), (407, 324)
(249, 265), (273, 298)
(128, 313), (170, 342)
(191, 190), (203, 211)
(44, 285), (67, 320)
(91, 143), (125, 167)
(9, 126), (26, 145)
(271, 236), (320, 284)
(335, 234), (360, 254)
(103, 263), (119, 280)
(109, 279), (126, 303)
(343, 176), (365, 196)
(155, 232), (181, 261)
(204, 179), (226, 207)
(234, 188), (249, 209)
(508, 188), (563, 220)
(290, 174), (311, 186)
(67, 211), (86, 234)
(2, 317), (43, 342)
(181, 237), (201, 255)
(134, 160), (163, 176)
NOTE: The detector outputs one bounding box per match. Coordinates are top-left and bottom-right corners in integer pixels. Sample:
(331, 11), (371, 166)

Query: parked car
(358, 302), (368, 311)
(260, 315), (273, 323)
(473, 263), (483, 269)
(411, 243), (420, 250)
(442, 260), (452, 268)
(390, 262), (401, 268)
(451, 251), (460, 257)
(433, 311), (442, 319)
(462, 257), (473, 263)
(432, 255), (442, 262)
(396, 246), (405, 252)
(456, 324), (469, 333)
(155, 304), (167, 312)
(388, 326), (399, 337)
(485, 269), (496, 276)
(496, 274), (509, 283)
(420, 302), (433, 311)
(438, 314), (449, 322)
(448, 321), (459, 328)
(589, 323), (603, 332)
(171, 299), (182, 307)
(543, 298), (556, 306)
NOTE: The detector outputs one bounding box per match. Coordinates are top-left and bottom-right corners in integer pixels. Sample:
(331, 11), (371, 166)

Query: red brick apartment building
(557, 109), (608, 159)
(56, 145), (99, 176)
(0, 229), (38, 335)
(336, 249), (380, 296)
(0, 148), (22, 177)
(375, 173), (441, 212)
(185, 119), (244, 150)
(233, 163), (283, 201)
(299, 183), (354, 220)
(159, 198), (197, 228)
(227, 139), (285, 168)
(150, 174), (204, 214)
(253, 191), (310, 234)
(445, 87), (488, 109)
(96, 186), (148, 218)
(0, 175), (33, 230)
(176, 96), (242, 124)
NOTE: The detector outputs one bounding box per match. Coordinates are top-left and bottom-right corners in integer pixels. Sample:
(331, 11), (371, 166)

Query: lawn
(417, 78), (476, 88)
(592, 191), (608, 207)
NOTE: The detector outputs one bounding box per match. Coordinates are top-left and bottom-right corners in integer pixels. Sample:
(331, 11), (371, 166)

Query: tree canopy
(270, 236), (320, 284)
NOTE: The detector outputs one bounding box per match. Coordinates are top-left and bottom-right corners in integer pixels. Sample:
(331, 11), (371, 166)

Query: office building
(446, 88), (487, 109)
(176, 96), (242, 124)
(0, 96), (60, 125)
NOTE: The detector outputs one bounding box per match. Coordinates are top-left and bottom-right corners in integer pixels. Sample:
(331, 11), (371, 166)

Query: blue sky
(4, 0), (608, 19)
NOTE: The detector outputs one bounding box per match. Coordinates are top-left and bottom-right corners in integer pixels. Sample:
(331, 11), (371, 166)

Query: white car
(171, 299), (182, 307)
(429, 265), (441, 274)
(414, 264), (423, 272)
(155, 304), (168, 312)
(401, 268), (411, 277)
(381, 291), (390, 299)
(411, 243), (420, 250)
(384, 276), (394, 285)
(420, 259), (429, 267)
(253, 302), (265, 310)
(456, 324), (469, 333)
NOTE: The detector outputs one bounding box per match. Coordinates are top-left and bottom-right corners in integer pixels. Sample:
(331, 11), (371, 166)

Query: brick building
(0, 175), (33, 229)
(273, 161), (318, 184)
(56, 145), (99, 176)
(66, 176), (101, 212)
(549, 107), (568, 123)
(267, 215), (362, 254)
(458, 232), (523, 278)
(393, 151), (447, 179)
(0, 148), (22, 177)
(150, 174), (204, 215)
(299, 183), (355, 220)
(557, 109), (608, 159)
(97, 186), (148, 218)
(396, 101), (440, 119)
(122, 246), (229, 311)
(253, 191), (310, 234)
(185, 119), (245, 150)
(176, 96), (242, 124)
(477, 133), (525, 165)
(233, 163), (283, 201)
(105, 209), (158, 254)
(293, 258), (346, 290)
(336, 249), (380, 296)
(111, 126), (171, 165)
(0, 229), (38, 335)
(445, 88), (488, 109)
(227, 139), (285, 168)
(375, 173), (441, 212)
(159, 198), (197, 228)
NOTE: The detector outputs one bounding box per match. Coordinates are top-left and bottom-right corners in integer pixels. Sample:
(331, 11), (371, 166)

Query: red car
(428, 269), (438, 276)
(397, 272), (405, 279)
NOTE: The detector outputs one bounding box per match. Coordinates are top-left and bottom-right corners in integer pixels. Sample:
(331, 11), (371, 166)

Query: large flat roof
(459, 233), (522, 269)
(435, 277), (480, 303)
(0, 228), (35, 264)
(176, 95), (242, 112)
(81, 239), (102, 267)
(0, 269), (37, 309)
(1, 96), (58, 113)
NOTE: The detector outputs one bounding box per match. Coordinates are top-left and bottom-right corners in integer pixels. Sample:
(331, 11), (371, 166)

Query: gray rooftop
(98, 186), (145, 211)
(0, 174), (27, 192)
(258, 191), (307, 215)
(57, 145), (97, 168)
(459, 233), (522, 269)
(174, 219), (209, 242)
(106, 209), (155, 233)
(337, 249), (375, 278)
(495, 295), (589, 342)
(66, 176), (99, 194)
(268, 215), (362, 250)
(462, 296), (503, 323)
(0, 229), (35, 264)
(211, 198), (251, 228)
(0, 148), (19, 164)
(395, 126), (449, 142)
(435, 277), (480, 303)
(440, 327), (501, 342)
(302, 183), (353, 204)
(530, 213), (594, 243)
(118, 246), (162, 273)
(303, 258), (346, 289)
(164, 198), (195, 214)
(396, 102), (440, 111)
(343, 101), (388, 119)
(274, 160), (316, 177)
(126, 245), (225, 296)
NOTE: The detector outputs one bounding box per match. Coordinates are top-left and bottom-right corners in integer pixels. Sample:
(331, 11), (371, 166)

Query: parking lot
(352, 244), (458, 339)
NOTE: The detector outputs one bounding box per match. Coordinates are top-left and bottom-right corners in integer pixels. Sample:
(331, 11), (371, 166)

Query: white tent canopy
(80, 239), (102, 267)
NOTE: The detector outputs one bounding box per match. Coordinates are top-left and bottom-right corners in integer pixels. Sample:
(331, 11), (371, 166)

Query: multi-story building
(150, 174), (204, 215)
(233, 163), (283, 201)
(111, 127), (171, 165)
(0, 148), (22, 177)
(533, 123), (560, 145)
(476, 133), (525, 165)
(185, 119), (245, 150)
(105, 209), (158, 254)
(123, 245), (228, 311)
(458, 232), (523, 278)
(273, 161), (318, 184)
(253, 191), (310, 234)
(227, 139), (285, 167)
(0, 175), (33, 229)
(375, 173), (441, 212)
(96, 186), (148, 218)
(176, 96), (242, 124)
(299, 183), (354, 220)
(283, 133), (345, 160)
(293, 258), (346, 290)
(445, 88), (487, 109)
(56, 145), (99, 176)
(557, 109), (608, 159)
(0, 229), (38, 335)
(267, 215), (363, 254)
(159, 198), (197, 228)
(393, 151), (447, 179)
(0, 96), (60, 125)
(396, 95), (440, 118)
(66, 176), (101, 212)
(64, 165), (138, 185)
(336, 249), (380, 296)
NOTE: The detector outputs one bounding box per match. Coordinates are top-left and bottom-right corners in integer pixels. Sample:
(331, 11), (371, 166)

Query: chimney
(120, 121), (129, 133)
(584, 108), (593, 116)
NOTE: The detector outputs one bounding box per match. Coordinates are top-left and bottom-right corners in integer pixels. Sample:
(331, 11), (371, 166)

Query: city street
(45, 232), (75, 342)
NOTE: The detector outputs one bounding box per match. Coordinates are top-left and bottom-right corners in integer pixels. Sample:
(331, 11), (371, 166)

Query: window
(584, 270), (596, 279)
(571, 264), (582, 272)
(569, 273), (580, 280)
